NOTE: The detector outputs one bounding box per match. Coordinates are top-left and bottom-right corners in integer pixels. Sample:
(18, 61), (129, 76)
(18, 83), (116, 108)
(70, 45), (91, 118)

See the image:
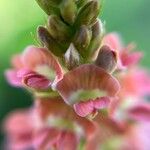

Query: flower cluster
(3, 0), (150, 150)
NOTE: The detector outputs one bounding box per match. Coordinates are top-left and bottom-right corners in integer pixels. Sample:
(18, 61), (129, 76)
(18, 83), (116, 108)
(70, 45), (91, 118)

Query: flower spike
(4, 0), (150, 149)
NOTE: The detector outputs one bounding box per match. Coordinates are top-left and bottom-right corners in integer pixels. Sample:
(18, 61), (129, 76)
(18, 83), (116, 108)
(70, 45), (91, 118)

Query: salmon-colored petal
(5, 69), (22, 87)
(22, 46), (63, 82)
(73, 101), (94, 117)
(56, 64), (120, 105)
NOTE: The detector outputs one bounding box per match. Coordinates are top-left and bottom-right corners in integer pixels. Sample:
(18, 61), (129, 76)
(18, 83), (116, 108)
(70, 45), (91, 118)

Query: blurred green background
(0, 0), (150, 143)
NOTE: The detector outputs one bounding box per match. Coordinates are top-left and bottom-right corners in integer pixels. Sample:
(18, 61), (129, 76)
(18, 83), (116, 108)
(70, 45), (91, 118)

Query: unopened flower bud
(38, 26), (65, 56)
(73, 25), (91, 56)
(75, 0), (100, 27)
(87, 19), (104, 56)
(95, 45), (117, 73)
(64, 44), (80, 70)
(60, 0), (77, 25)
(48, 15), (72, 42)
(35, 0), (60, 15)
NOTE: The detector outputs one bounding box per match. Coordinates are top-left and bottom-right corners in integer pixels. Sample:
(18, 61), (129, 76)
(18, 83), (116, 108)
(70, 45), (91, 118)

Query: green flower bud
(35, 0), (60, 15)
(64, 43), (80, 70)
(76, 0), (90, 8)
(75, 0), (100, 27)
(48, 15), (72, 42)
(38, 26), (65, 56)
(87, 19), (104, 56)
(73, 25), (92, 56)
(60, 0), (77, 25)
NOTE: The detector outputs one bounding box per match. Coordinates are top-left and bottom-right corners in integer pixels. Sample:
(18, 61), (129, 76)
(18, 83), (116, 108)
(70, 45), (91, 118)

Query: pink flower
(103, 32), (143, 69)
(85, 114), (127, 150)
(3, 0), (150, 149)
(4, 109), (34, 150)
(87, 111), (150, 150)
(5, 46), (63, 90)
(33, 97), (97, 149)
(56, 64), (120, 117)
(33, 128), (79, 150)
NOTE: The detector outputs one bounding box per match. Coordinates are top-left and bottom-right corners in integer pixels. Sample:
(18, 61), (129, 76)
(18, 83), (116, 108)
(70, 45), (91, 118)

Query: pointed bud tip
(64, 44), (80, 70)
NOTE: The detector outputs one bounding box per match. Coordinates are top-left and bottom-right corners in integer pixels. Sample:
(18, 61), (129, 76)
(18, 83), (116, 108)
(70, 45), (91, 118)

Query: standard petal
(56, 64), (120, 105)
